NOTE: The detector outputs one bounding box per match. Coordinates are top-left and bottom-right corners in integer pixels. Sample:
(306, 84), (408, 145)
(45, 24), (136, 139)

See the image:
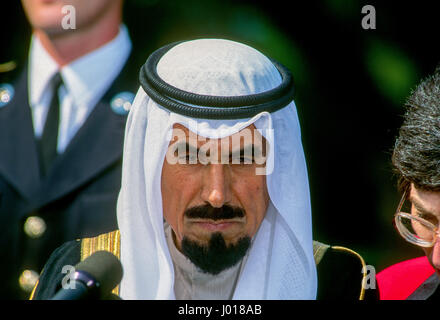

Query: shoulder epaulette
(80, 230), (121, 295)
(313, 240), (331, 265)
(331, 245), (367, 300)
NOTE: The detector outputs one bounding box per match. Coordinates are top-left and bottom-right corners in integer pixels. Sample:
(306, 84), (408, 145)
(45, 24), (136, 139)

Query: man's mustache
(184, 204), (245, 220)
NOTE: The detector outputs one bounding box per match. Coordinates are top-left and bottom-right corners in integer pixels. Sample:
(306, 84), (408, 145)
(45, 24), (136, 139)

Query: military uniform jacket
(0, 58), (138, 299)
(30, 231), (377, 300)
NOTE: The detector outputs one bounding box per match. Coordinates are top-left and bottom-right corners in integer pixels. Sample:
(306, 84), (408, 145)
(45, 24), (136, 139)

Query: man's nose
(201, 164), (231, 208)
(431, 237), (440, 269)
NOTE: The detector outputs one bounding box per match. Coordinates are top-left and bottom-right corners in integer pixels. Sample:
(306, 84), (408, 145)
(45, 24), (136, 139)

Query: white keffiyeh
(116, 39), (317, 299)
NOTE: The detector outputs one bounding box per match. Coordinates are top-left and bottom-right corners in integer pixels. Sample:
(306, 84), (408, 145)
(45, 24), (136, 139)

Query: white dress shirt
(28, 24), (132, 153)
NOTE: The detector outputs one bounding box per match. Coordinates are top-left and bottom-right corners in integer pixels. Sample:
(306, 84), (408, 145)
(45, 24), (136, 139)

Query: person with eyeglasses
(376, 65), (440, 300)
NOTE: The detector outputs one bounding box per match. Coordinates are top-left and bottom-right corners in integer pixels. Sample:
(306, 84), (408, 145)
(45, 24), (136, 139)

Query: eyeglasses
(394, 187), (440, 248)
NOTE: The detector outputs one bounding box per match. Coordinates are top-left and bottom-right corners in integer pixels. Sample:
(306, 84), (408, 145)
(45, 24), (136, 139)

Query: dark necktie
(38, 73), (63, 177)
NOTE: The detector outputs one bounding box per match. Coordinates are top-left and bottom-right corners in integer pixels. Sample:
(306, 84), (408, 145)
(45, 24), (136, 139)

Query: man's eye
(230, 156), (254, 164)
(189, 154), (198, 161)
(174, 151), (197, 163)
(418, 213), (438, 225)
(183, 153), (198, 162)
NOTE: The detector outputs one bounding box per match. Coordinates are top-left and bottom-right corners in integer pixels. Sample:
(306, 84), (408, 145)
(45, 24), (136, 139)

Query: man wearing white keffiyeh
(31, 38), (372, 301)
(116, 38), (316, 299)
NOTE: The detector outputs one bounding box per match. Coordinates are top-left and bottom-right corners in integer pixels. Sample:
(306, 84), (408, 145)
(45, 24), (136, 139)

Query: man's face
(161, 123), (270, 272)
(409, 184), (440, 274)
(21, 0), (120, 35)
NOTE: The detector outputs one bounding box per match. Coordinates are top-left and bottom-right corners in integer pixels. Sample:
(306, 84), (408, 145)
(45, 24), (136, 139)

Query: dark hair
(392, 65), (440, 193)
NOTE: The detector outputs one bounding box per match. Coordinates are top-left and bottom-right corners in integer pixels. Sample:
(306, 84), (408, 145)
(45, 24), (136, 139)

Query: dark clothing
(0, 58), (138, 299)
(415, 274), (440, 300)
(30, 240), (81, 300)
(31, 234), (377, 300)
(314, 242), (378, 300)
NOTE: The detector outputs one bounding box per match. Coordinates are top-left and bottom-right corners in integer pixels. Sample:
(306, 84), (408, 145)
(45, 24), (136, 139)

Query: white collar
(29, 24), (132, 108)
(28, 33), (58, 106)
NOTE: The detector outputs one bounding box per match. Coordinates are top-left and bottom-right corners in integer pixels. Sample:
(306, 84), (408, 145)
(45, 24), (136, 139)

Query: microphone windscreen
(75, 251), (123, 296)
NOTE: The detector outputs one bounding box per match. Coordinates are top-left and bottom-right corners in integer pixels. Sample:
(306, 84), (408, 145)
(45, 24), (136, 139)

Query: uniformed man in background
(0, 0), (138, 299)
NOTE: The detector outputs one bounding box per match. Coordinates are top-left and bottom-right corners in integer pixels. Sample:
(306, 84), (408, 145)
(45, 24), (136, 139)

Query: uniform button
(23, 216), (47, 238)
(110, 91), (134, 115)
(18, 269), (39, 293)
(0, 83), (14, 108)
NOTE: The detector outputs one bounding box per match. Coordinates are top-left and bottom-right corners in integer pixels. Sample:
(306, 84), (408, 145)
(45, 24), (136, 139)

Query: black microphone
(51, 250), (123, 300)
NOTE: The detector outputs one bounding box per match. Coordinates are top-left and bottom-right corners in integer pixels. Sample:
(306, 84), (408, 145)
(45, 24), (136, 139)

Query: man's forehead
(170, 123), (264, 146)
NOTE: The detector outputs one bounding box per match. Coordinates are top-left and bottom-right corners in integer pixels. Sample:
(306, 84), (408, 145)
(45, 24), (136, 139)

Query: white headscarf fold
(116, 39), (317, 299)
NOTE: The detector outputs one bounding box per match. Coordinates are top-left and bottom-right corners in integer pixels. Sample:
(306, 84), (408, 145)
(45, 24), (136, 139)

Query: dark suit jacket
(0, 57), (139, 299)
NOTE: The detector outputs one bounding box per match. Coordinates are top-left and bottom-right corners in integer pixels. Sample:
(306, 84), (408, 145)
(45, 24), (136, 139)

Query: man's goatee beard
(181, 232), (251, 275)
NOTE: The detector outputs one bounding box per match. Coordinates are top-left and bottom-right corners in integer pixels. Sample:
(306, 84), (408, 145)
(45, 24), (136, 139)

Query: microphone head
(74, 251), (123, 297)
